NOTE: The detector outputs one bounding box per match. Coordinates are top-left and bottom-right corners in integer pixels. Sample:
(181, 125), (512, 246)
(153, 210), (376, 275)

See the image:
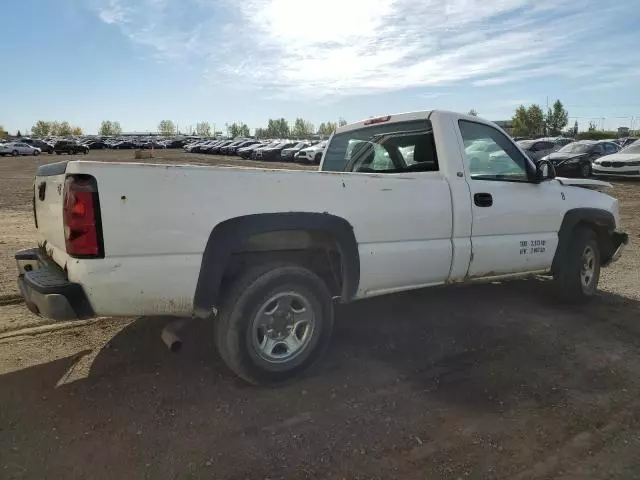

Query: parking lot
(1, 149), (640, 479)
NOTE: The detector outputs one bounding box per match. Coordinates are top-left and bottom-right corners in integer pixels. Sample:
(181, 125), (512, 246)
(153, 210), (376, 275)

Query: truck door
(457, 120), (561, 277)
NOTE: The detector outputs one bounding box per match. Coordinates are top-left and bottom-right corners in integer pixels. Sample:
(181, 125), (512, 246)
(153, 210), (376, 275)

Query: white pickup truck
(16, 110), (628, 385)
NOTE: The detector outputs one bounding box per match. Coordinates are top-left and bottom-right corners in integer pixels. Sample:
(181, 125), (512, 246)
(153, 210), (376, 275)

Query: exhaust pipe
(161, 319), (188, 352)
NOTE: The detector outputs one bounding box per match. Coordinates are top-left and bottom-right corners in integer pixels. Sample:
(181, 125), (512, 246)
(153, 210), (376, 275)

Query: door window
(459, 121), (531, 182)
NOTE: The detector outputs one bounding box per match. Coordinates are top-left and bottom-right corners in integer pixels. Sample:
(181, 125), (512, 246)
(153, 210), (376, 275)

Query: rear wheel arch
(193, 213), (360, 315)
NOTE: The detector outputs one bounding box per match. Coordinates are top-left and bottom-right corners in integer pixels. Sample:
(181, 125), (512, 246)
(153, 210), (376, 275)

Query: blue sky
(1, 0), (639, 134)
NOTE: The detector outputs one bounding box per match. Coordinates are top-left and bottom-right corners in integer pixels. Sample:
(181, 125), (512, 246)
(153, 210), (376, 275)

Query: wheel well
(221, 230), (344, 298)
(574, 220), (616, 263)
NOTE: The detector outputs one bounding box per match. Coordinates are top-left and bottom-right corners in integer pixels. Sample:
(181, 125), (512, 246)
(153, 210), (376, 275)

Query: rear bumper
(15, 248), (94, 321)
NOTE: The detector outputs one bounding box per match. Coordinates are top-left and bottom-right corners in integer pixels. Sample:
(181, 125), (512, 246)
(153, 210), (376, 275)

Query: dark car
(219, 140), (248, 155)
(252, 141), (289, 160)
(280, 142), (310, 161)
(111, 140), (137, 149)
(84, 140), (107, 149)
(540, 140), (619, 178)
(54, 140), (89, 155)
(517, 139), (558, 161)
(238, 142), (266, 159)
(205, 140), (234, 154)
(24, 138), (54, 154)
(225, 140), (260, 155)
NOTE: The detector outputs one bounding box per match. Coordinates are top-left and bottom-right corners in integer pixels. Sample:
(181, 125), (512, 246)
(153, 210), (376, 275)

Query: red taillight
(63, 175), (103, 258)
(364, 115), (391, 125)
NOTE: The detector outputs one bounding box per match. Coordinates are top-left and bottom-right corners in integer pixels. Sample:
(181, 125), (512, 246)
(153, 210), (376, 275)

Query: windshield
(622, 141), (640, 154)
(558, 142), (592, 153)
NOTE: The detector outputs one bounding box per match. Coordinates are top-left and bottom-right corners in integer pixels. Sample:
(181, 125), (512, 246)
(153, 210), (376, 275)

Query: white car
(16, 110), (627, 385)
(1, 141), (41, 156)
(296, 141), (327, 164)
(593, 141), (640, 178)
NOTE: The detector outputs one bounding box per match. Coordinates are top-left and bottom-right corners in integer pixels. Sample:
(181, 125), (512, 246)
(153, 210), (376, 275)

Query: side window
(459, 120), (531, 182)
(540, 142), (554, 150)
(604, 143), (617, 154)
(593, 144), (605, 154)
(322, 120), (439, 173)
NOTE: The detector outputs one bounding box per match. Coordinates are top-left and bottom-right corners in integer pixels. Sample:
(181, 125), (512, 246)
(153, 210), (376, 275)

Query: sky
(1, 0), (639, 134)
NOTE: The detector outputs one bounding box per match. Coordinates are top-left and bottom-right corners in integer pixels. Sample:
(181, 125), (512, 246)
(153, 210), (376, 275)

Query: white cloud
(91, 0), (636, 98)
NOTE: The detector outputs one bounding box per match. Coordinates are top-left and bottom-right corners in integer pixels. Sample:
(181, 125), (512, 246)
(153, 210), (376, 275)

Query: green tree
(31, 120), (52, 137)
(266, 118), (289, 138)
(196, 122), (211, 137)
(545, 100), (569, 136)
(292, 118), (314, 139)
(573, 120), (579, 135)
(511, 104), (545, 137)
(468, 109), (478, 116)
(58, 121), (72, 136)
(158, 120), (176, 136)
(254, 127), (267, 138)
(0, 125), (7, 138)
(99, 120), (122, 136)
(238, 123), (250, 137)
(588, 121), (598, 132)
(71, 126), (83, 136)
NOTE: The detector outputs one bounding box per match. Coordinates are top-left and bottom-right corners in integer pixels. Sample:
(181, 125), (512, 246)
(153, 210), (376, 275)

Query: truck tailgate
(34, 162), (68, 259)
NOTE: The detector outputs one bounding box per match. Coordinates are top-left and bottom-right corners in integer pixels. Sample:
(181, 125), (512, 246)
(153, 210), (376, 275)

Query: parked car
(258, 141), (297, 161)
(280, 142), (311, 161)
(54, 140), (89, 155)
(238, 142), (266, 159)
(618, 137), (638, 149)
(295, 141), (327, 164)
(226, 140), (260, 156)
(219, 140), (249, 155)
(540, 140), (618, 178)
(24, 139), (54, 154)
(251, 141), (281, 159)
(517, 139), (559, 161)
(17, 110), (627, 385)
(110, 140), (137, 150)
(0, 141), (41, 156)
(593, 140), (640, 178)
(84, 140), (107, 150)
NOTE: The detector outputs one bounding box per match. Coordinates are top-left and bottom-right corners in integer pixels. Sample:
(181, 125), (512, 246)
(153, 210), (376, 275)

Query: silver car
(0, 142), (41, 156)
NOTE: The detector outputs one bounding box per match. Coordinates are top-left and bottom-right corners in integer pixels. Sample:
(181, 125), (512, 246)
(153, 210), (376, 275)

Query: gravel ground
(1, 150), (639, 479)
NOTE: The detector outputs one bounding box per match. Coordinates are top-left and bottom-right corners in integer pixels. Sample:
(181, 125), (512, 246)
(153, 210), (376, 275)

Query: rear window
(322, 120), (438, 173)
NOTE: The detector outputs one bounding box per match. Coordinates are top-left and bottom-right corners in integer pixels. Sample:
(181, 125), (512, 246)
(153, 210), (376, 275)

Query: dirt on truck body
(1, 150), (640, 479)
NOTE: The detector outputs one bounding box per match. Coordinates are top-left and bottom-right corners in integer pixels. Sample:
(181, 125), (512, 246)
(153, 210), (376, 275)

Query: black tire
(553, 227), (601, 303)
(33, 150), (39, 156)
(55, 151), (61, 155)
(11, 150), (18, 157)
(580, 162), (591, 178)
(314, 153), (322, 165)
(215, 263), (334, 385)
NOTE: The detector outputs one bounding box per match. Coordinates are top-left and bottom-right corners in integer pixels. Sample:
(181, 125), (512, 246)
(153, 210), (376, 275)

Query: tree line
(30, 120), (83, 137)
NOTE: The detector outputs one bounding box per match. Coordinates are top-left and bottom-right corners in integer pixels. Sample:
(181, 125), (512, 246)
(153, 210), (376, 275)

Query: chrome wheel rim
(581, 245), (596, 288)
(251, 292), (315, 363)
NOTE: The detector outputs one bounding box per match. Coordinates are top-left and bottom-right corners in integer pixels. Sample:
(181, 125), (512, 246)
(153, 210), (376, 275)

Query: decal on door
(519, 239), (547, 255)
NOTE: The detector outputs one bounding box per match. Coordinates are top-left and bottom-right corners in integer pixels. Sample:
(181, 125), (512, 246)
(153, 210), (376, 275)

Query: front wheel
(554, 227), (601, 303)
(11, 150), (18, 157)
(33, 150), (39, 156)
(215, 264), (334, 385)
(314, 153), (322, 165)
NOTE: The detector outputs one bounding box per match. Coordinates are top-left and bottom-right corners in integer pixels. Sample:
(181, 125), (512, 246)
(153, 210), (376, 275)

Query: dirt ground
(1, 150), (640, 479)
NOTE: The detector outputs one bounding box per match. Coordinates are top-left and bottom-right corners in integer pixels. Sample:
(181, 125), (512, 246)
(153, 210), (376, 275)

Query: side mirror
(536, 159), (556, 182)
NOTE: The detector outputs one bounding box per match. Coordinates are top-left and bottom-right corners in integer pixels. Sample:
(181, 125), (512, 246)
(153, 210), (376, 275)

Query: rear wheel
(554, 227), (601, 303)
(11, 150), (18, 157)
(33, 150), (39, 156)
(215, 263), (334, 385)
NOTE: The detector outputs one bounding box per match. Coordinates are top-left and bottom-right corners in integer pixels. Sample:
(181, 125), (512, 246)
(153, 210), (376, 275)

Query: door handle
(474, 192), (493, 207)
